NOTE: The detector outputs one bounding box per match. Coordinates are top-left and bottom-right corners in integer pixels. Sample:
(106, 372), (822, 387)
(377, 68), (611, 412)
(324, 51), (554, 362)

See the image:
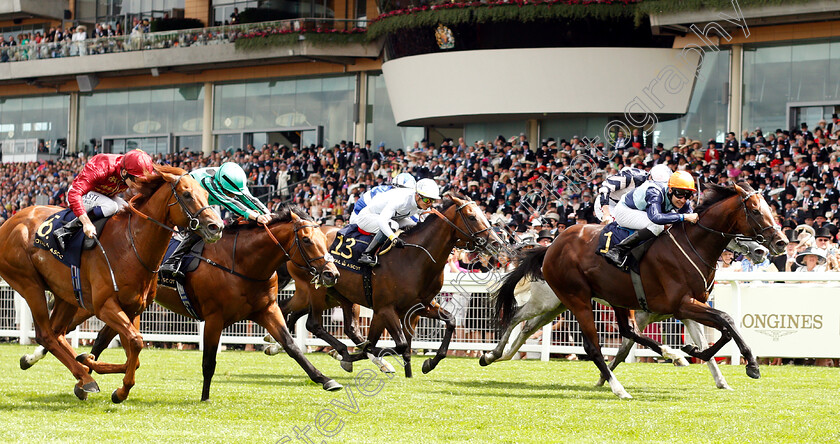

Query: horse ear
(450, 194), (465, 206)
(733, 183), (747, 197)
(290, 212), (301, 222)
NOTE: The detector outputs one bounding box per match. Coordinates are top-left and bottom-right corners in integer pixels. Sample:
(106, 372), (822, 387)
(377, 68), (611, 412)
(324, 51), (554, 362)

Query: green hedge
(234, 32), (369, 51)
(367, 2), (636, 39)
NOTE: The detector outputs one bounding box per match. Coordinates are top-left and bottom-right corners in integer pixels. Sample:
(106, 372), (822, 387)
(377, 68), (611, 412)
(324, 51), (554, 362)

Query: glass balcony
(0, 17), (368, 63)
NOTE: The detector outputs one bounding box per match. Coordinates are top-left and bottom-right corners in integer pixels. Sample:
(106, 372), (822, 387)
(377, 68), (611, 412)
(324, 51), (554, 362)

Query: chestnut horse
(20, 205), (343, 400)
(496, 183), (786, 398)
(282, 194), (505, 377)
(0, 165), (223, 402)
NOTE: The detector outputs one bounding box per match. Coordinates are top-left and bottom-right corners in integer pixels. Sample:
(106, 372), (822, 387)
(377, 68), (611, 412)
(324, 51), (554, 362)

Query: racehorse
(483, 238), (768, 391)
(0, 165), (223, 402)
(495, 183), (786, 398)
(281, 194), (505, 377)
(20, 205), (343, 400)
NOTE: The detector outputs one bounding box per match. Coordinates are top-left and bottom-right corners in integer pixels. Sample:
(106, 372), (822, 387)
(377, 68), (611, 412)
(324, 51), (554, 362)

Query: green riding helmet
(215, 162), (248, 195)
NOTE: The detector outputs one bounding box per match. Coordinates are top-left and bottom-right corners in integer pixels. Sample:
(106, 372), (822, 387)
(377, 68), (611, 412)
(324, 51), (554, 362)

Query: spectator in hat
(795, 247), (826, 272)
(536, 229), (553, 247)
(717, 249), (741, 271)
(770, 230), (800, 272)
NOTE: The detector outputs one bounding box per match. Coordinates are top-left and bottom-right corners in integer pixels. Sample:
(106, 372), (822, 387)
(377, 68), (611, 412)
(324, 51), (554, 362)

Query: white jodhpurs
(612, 201), (664, 235)
(68, 188), (129, 217)
(350, 211), (408, 235)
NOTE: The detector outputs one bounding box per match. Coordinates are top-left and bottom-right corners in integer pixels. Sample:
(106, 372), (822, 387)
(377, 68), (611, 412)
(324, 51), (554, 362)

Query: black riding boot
(54, 217), (84, 251)
(160, 233), (202, 279)
(603, 228), (657, 267)
(358, 232), (387, 266)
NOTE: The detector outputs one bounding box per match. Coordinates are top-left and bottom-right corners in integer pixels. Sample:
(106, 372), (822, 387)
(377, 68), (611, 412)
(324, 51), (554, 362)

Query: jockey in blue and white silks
(596, 164), (672, 224)
(603, 170), (699, 267)
(350, 178), (440, 266)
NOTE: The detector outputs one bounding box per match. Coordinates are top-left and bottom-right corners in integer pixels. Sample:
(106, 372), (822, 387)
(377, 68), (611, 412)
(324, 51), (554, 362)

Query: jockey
(596, 164), (672, 223)
(160, 162), (271, 279)
(352, 178), (440, 266)
(54, 149), (155, 250)
(603, 170), (699, 267)
(351, 172), (417, 218)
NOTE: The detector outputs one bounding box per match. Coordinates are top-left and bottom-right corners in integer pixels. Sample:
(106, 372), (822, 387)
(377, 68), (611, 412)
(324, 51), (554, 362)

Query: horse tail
(494, 246), (549, 329)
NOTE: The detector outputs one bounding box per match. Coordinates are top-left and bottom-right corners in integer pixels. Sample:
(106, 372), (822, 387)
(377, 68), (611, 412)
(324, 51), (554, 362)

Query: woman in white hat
(795, 247), (827, 272)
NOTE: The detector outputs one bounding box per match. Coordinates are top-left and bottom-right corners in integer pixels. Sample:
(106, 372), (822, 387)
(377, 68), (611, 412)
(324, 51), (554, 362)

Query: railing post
(71, 326), (80, 349)
(198, 321), (205, 351)
(16, 293), (32, 345)
(295, 314), (308, 352)
(540, 321), (551, 362)
(729, 280), (742, 365)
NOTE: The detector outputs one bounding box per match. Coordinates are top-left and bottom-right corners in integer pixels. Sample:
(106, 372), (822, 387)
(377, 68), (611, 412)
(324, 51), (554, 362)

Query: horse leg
(675, 300), (759, 379)
(567, 297), (631, 399)
(305, 306), (354, 372)
(21, 306), (93, 370)
(92, 298), (144, 403)
(401, 313), (419, 378)
(419, 303), (457, 374)
(682, 318), (731, 390)
(253, 304), (342, 393)
(498, 306), (565, 362)
(481, 293), (546, 366)
(198, 314), (223, 401)
(339, 302), (394, 374)
(90, 325), (119, 360)
(264, 307), (308, 355)
(611, 307), (686, 365)
(34, 297), (100, 398)
(372, 308), (409, 377)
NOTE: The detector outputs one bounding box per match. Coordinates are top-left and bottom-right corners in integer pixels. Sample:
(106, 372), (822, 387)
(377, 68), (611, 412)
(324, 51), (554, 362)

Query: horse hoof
(595, 378), (607, 387)
(201, 397), (211, 402)
(73, 385), (88, 400)
(746, 365), (761, 379)
(340, 361), (353, 373)
(323, 380), (343, 391)
(422, 359), (434, 374)
(111, 389), (124, 404)
(264, 344), (281, 356)
(479, 354), (491, 367)
(263, 334), (275, 343)
(19, 355), (33, 370)
(681, 344), (698, 356)
(82, 380), (100, 393)
(673, 357), (690, 367)
(75, 353), (91, 363)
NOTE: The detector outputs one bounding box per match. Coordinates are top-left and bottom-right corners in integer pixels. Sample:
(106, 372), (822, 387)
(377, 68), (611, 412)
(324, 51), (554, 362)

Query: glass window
(0, 95), (69, 152)
(78, 85), (203, 153)
(656, 49), (730, 147)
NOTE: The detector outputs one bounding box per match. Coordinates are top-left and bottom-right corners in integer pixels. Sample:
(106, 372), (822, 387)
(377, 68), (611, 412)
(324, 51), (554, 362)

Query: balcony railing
(0, 18), (369, 63)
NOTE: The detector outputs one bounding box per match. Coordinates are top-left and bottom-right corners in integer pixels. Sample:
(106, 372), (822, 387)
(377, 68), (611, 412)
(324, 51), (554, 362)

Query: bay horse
(496, 183), (786, 398)
(20, 205), (343, 400)
(282, 194), (505, 377)
(0, 165), (223, 402)
(484, 238), (768, 391)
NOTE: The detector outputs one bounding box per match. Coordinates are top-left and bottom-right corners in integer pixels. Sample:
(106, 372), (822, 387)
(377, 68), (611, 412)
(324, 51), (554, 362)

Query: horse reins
(261, 221), (333, 278)
(428, 201), (494, 253)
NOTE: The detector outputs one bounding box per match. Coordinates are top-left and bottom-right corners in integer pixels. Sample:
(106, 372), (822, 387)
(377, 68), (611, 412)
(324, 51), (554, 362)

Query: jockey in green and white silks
(160, 162), (271, 279)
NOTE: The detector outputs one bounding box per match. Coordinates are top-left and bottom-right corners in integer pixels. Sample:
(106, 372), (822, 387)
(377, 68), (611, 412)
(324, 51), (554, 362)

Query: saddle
(595, 222), (654, 274)
(34, 208), (110, 268)
(157, 237), (206, 288)
(328, 224), (400, 273)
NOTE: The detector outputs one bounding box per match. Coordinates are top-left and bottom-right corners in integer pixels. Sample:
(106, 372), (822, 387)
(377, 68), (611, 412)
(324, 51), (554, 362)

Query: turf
(0, 343), (837, 443)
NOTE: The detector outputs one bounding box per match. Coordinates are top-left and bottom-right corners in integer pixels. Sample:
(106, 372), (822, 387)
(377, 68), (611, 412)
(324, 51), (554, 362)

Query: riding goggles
(672, 189), (694, 199)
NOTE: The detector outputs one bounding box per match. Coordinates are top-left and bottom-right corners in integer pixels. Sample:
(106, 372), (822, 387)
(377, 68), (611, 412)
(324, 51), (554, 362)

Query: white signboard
(713, 283), (840, 358)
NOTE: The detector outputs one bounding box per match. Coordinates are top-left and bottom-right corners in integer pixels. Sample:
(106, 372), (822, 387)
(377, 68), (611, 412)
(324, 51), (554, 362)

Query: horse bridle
(262, 221), (334, 279)
(166, 174), (215, 232)
(694, 190), (779, 244)
(429, 200), (495, 253)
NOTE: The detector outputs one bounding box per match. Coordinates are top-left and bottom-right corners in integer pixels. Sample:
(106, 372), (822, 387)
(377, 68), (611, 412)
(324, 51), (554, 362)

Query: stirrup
(358, 254), (377, 266)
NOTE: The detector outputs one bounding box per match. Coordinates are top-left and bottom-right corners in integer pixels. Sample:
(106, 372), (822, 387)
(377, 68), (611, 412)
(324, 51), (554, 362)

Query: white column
(540, 321), (551, 362)
(202, 82), (214, 156)
(355, 72), (368, 146)
(16, 293), (32, 345)
(728, 44), (743, 135)
(68, 92), (80, 154)
(295, 314), (308, 352)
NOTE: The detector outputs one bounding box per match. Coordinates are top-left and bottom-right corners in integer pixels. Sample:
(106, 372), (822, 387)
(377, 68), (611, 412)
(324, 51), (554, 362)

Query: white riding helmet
(649, 164), (672, 183)
(416, 178), (441, 200)
(393, 172), (417, 189)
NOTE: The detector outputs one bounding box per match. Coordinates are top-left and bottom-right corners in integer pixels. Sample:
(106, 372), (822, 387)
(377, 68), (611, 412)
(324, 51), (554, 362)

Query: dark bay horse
(282, 194), (505, 377)
(21, 205), (343, 400)
(496, 183), (786, 398)
(0, 165), (223, 402)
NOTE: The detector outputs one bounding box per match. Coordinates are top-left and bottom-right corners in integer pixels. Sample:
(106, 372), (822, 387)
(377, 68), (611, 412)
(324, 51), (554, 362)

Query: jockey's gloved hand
(392, 237), (405, 248)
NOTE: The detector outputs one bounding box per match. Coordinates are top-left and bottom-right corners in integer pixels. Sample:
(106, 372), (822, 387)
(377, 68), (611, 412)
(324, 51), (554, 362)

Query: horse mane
(224, 203), (312, 232)
(695, 182), (754, 214)
(129, 164), (188, 208)
(402, 196), (459, 236)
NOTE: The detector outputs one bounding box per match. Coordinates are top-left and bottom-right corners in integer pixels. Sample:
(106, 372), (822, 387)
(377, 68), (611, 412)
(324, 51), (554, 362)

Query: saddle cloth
(34, 208), (109, 268)
(595, 222), (653, 274)
(157, 236), (206, 288)
(328, 224), (375, 273)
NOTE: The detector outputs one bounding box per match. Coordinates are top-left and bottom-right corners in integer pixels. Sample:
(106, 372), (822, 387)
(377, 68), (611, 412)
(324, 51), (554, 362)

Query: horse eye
(303, 237), (312, 244)
(469, 215), (477, 221)
(183, 192), (192, 200)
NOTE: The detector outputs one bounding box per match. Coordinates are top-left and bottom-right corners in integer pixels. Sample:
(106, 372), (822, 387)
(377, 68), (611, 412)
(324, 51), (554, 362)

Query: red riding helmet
(121, 149), (154, 177)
